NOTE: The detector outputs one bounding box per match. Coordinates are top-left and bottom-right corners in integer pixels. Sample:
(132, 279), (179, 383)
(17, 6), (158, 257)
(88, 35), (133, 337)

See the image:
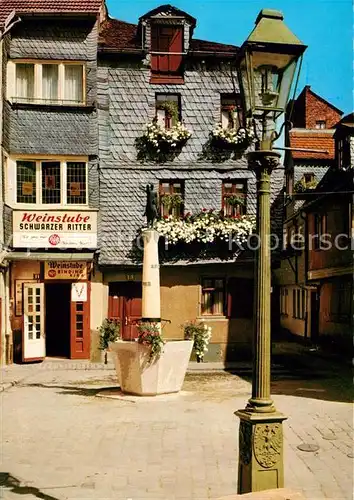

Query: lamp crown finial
(256, 9), (284, 25)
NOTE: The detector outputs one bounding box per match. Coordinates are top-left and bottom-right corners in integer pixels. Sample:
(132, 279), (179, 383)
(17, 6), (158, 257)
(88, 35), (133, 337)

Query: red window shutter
(168, 27), (183, 73)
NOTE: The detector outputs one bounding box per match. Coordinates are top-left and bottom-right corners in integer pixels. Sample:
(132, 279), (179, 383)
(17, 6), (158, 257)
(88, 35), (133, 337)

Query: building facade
(0, 0), (104, 363)
(95, 5), (284, 362)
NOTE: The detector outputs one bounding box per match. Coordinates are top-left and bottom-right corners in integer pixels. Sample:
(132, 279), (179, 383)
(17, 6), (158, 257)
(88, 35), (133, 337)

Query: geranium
(137, 322), (165, 362)
(183, 320), (212, 361)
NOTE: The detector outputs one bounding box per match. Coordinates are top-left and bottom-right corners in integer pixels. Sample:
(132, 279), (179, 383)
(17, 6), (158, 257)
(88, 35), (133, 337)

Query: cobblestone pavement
(0, 365), (353, 500)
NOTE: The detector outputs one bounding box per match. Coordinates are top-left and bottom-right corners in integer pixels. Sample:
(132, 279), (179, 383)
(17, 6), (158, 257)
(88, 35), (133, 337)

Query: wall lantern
(237, 9), (307, 121)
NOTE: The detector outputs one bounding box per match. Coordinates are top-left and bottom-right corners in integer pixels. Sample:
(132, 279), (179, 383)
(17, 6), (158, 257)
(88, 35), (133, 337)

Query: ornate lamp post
(235, 10), (306, 493)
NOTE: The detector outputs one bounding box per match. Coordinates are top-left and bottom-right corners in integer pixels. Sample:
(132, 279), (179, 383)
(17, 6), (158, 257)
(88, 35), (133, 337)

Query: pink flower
(202, 208), (207, 212)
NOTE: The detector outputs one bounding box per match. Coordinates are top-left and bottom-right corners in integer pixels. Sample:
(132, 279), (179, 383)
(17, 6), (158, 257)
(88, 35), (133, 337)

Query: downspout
(300, 210), (308, 339)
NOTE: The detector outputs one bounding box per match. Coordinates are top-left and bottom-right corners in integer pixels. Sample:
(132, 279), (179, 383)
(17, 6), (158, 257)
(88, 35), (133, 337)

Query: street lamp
(235, 9), (306, 494)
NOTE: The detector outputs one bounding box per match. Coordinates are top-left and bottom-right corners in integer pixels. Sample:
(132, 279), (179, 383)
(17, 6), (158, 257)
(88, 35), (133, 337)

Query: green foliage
(224, 194), (246, 207)
(156, 100), (179, 125)
(160, 193), (183, 210)
(294, 176), (318, 193)
(99, 319), (120, 351)
(137, 322), (165, 362)
(183, 320), (212, 361)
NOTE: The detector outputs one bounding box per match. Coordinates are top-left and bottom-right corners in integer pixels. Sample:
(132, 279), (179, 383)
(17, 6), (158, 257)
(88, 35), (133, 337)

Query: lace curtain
(16, 64), (34, 100)
(42, 64), (58, 101)
(64, 66), (83, 103)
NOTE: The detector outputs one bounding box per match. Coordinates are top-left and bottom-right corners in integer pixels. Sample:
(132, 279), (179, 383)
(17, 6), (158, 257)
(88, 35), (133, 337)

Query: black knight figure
(144, 184), (159, 226)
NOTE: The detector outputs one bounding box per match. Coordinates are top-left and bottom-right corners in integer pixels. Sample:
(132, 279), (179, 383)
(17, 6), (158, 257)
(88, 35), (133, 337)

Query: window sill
(150, 75), (184, 85)
(197, 316), (228, 322)
(8, 99), (95, 110)
(9, 204), (95, 211)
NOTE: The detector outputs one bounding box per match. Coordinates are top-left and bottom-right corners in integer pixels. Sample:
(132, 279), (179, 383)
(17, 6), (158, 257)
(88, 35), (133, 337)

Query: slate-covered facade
(95, 5), (284, 361)
(0, 0), (103, 363)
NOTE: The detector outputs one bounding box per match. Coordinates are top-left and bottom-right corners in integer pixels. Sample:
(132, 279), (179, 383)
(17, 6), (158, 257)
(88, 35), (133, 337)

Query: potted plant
(99, 318), (120, 364)
(109, 321), (193, 396)
(160, 193), (184, 212)
(137, 322), (165, 362)
(184, 320), (212, 362)
(223, 194), (246, 208)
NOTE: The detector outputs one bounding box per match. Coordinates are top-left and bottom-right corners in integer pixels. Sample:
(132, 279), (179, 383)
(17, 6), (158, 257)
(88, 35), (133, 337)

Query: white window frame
(7, 155), (89, 209)
(7, 60), (86, 105)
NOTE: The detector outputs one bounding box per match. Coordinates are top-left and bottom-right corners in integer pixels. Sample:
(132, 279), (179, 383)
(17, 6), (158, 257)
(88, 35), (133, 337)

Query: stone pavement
(0, 361), (353, 500)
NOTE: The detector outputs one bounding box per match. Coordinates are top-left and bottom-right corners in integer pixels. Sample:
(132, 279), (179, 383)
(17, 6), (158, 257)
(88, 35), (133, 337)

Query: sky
(106, 0), (352, 116)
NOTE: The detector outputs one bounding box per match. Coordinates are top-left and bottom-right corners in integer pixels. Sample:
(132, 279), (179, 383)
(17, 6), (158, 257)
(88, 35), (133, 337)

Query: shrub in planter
(183, 320), (212, 362)
(210, 124), (255, 151)
(99, 318), (120, 364)
(137, 322), (165, 363)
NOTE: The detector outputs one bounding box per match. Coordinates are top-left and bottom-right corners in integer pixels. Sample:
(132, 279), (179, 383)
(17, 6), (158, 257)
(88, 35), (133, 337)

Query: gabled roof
(99, 17), (238, 55)
(300, 85), (343, 116)
(336, 112), (354, 128)
(139, 4), (196, 27)
(289, 129), (335, 160)
(0, 0), (103, 28)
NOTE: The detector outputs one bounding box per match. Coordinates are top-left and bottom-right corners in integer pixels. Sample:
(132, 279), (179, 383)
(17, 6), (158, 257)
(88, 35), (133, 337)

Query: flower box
(109, 340), (193, 396)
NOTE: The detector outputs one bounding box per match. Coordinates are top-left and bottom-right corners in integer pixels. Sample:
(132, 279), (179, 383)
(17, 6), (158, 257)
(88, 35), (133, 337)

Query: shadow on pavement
(20, 383), (119, 398)
(0, 472), (60, 500)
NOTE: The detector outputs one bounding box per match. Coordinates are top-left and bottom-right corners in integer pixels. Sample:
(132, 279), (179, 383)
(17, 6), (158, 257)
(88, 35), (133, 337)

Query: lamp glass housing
(238, 44), (301, 119)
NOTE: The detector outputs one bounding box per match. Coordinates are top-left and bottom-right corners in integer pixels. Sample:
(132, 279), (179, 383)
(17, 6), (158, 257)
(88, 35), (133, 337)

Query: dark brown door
(108, 282), (142, 340)
(70, 283), (90, 359)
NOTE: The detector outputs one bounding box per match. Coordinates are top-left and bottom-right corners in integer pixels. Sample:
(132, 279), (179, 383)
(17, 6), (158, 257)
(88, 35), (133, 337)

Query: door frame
(70, 281), (91, 359)
(22, 283), (45, 363)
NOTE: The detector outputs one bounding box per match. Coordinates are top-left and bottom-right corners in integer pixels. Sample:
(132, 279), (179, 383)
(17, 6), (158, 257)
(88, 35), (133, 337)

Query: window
(222, 180), (247, 217)
(337, 137), (350, 170)
(329, 280), (352, 323)
(227, 278), (253, 318)
(16, 63), (34, 100)
(150, 24), (184, 84)
(201, 278), (225, 316)
(280, 288), (288, 315)
(17, 161), (36, 204)
(9, 61), (85, 104)
(313, 213), (327, 250)
(221, 94), (243, 130)
(42, 162), (61, 204)
(292, 287), (306, 319)
(315, 120), (326, 129)
(159, 180), (184, 218)
(156, 94), (180, 129)
(67, 162), (87, 204)
(304, 173), (314, 184)
(15, 159), (87, 205)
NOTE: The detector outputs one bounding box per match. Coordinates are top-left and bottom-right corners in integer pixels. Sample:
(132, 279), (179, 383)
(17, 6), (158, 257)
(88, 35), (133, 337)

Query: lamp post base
(235, 409), (287, 494)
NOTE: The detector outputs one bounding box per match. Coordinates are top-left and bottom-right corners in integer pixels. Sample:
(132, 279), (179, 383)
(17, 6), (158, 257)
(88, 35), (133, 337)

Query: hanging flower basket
(140, 120), (192, 154)
(210, 124), (255, 151)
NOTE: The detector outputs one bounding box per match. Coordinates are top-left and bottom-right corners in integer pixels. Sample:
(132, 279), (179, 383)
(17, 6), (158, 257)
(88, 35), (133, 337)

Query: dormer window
(150, 24), (184, 84)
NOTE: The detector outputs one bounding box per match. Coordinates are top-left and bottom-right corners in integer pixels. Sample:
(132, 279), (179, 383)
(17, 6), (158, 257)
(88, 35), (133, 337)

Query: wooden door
(23, 283), (45, 362)
(108, 282), (142, 340)
(70, 282), (90, 359)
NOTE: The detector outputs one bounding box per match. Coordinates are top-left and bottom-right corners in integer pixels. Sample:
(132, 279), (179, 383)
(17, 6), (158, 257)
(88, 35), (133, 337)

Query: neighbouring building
(274, 85), (352, 349)
(95, 5), (284, 362)
(304, 113), (353, 352)
(0, 0), (104, 363)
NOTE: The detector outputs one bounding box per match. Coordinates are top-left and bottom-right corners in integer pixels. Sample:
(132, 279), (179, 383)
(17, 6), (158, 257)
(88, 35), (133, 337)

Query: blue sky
(106, 0), (352, 115)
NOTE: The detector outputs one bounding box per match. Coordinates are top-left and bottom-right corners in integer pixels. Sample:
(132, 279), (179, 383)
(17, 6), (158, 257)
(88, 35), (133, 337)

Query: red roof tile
(98, 17), (238, 55)
(290, 130), (335, 160)
(0, 0), (102, 27)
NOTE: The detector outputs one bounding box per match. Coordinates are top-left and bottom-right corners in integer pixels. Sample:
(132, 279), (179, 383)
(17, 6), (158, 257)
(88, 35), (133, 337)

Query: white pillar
(142, 229), (160, 321)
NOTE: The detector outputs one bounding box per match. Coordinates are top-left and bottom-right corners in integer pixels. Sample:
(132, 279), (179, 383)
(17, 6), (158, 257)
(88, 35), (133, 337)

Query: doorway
(108, 282), (142, 340)
(45, 283), (71, 357)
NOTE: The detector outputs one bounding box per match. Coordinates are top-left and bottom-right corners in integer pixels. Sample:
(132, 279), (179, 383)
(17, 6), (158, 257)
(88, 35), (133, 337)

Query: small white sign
(71, 282), (87, 302)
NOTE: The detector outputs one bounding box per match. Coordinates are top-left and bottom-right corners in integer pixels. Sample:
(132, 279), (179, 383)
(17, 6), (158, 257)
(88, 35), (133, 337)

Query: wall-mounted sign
(44, 261), (88, 281)
(71, 282), (87, 302)
(13, 211), (97, 249)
